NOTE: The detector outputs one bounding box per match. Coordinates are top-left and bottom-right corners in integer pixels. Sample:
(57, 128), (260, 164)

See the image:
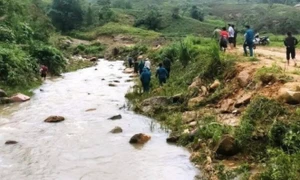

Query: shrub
(74, 42), (105, 55)
(30, 44), (66, 75)
(0, 25), (15, 42)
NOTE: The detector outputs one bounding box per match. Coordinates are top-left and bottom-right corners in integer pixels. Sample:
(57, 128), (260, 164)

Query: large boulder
(129, 133), (151, 144)
(220, 99), (235, 113)
(237, 70), (251, 87)
(44, 116), (65, 123)
(140, 96), (170, 113)
(10, 93), (30, 102)
(215, 135), (239, 156)
(278, 82), (300, 104)
(110, 126), (123, 133)
(0, 89), (7, 97)
(5, 140), (18, 145)
(188, 96), (204, 108)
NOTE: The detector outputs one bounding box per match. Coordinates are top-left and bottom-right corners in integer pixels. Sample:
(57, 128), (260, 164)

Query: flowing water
(0, 60), (199, 180)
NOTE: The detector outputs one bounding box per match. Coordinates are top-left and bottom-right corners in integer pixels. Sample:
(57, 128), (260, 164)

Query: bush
(0, 25), (15, 42)
(134, 7), (162, 30)
(0, 44), (38, 86)
(74, 42), (105, 55)
(30, 44), (66, 75)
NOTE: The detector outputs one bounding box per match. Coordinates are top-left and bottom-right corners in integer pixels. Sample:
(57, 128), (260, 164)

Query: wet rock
(108, 114), (122, 120)
(125, 79), (133, 82)
(102, 78), (105, 81)
(123, 68), (134, 74)
(44, 116), (65, 123)
(237, 70), (251, 87)
(5, 140), (18, 145)
(210, 79), (220, 91)
(0, 97), (12, 104)
(140, 96), (170, 113)
(188, 96), (204, 108)
(215, 135), (239, 156)
(220, 99), (235, 113)
(110, 126), (123, 133)
(89, 57), (98, 62)
(86, 108), (96, 112)
(166, 136), (180, 143)
(108, 83), (117, 87)
(10, 93), (30, 102)
(113, 80), (120, 83)
(129, 133), (151, 144)
(278, 82), (300, 104)
(129, 74), (138, 78)
(95, 68), (98, 71)
(235, 93), (252, 108)
(0, 89), (7, 97)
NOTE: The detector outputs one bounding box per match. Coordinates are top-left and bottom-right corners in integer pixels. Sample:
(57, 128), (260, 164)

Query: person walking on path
(156, 63), (168, 86)
(284, 32), (298, 66)
(232, 25), (238, 48)
(140, 68), (151, 92)
(212, 27), (221, 42)
(127, 56), (133, 68)
(162, 57), (171, 78)
(144, 58), (151, 70)
(219, 27), (229, 52)
(40, 65), (48, 80)
(228, 24), (235, 49)
(138, 56), (145, 74)
(133, 58), (139, 74)
(243, 25), (255, 57)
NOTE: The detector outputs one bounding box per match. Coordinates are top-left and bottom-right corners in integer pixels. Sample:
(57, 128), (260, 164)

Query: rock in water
(89, 57), (98, 62)
(108, 83), (117, 87)
(129, 133), (151, 144)
(215, 135), (239, 156)
(10, 93), (30, 102)
(0, 89), (7, 97)
(108, 114), (122, 120)
(44, 116), (65, 123)
(123, 68), (134, 74)
(5, 140), (18, 145)
(166, 136), (179, 143)
(86, 108), (96, 112)
(110, 126), (123, 133)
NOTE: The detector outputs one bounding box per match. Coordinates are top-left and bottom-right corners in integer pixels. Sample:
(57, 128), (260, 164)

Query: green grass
(70, 22), (160, 40)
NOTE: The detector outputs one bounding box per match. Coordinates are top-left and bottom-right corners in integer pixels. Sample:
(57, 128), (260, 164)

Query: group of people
(213, 25), (255, 57)
(128, 56), (171, 93)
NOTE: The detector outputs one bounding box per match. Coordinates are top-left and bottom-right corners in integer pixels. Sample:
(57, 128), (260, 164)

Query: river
(0, 60), (199, 180)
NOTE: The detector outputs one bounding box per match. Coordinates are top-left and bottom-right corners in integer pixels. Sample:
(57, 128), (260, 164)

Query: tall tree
(49, 0), (83, 32)
(86, 4), (93, 26)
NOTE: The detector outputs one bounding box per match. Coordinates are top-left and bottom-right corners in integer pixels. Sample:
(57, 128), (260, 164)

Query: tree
(172, 7), (180, 19)
(190, 5), (204, 21)
(86, 4), (93, 26)
(134, 7), (162, 30)
(49, 0), (84, 32)
(98, 5), (114, 24)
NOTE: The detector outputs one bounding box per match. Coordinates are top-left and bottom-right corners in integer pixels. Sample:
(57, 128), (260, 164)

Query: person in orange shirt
(219, 27), (229, 52)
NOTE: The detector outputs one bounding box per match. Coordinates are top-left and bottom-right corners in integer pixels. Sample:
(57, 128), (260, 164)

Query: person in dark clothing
(284, 32), (298, 66)
(133, 59), (139, 73)
(40, 65), (48, 80)
(243, 25), (254, 57)
(156, 63), (168, 86)
(232, 25), (238, 48)
(128, 56), (133, 68)
(162, 57), (171, 78)
(140, 68), (151, 92)
(138, 57), (145, 74)
(219, 27), (229, 52)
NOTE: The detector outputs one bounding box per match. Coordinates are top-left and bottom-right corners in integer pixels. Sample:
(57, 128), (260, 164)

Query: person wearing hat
(144, 58), (151, 70)
(138, 55), (145, 74)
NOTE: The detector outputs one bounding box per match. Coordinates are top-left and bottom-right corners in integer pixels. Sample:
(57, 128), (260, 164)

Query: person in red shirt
(219, 27), (229, 52)
(40, 65), (48, 80)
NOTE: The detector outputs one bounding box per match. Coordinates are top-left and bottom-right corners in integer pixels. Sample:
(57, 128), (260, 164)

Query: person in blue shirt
(156, 63), (168, 86)
(140, 68), (151, 92)
(138, 56), (145, 74)
(243, 25), (255, 57)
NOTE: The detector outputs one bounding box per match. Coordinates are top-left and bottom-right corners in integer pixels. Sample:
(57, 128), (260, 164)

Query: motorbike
(253, 33), (270, 49)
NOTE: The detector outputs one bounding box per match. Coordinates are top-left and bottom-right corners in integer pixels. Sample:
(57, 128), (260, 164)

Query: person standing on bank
(40, 65), (48, 80)
(140, 68), (151, 92)
(220, 27), (229, 52)
(232, 25), (238, 48)
(243, 25), (254, 57)
(163, 57), (171, 78)
(228, 24), (235, 49)
(138, 56), (145, 74)
(144, 58), (151, 70)
(284, 32), (298, 66)
(156, 63), (168, 86)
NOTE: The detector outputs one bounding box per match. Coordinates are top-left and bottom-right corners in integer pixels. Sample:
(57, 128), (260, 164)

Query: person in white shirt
(144, 58), (151, 70)
(228, 24), (235, 49)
